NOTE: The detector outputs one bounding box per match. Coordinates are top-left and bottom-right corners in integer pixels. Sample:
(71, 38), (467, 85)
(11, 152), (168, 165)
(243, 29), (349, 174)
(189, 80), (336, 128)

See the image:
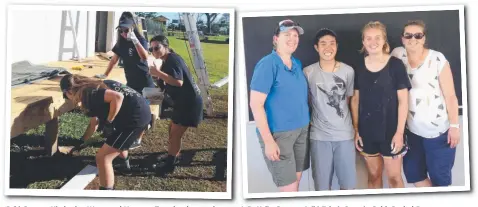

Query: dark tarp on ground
(12, 60), (70, 87)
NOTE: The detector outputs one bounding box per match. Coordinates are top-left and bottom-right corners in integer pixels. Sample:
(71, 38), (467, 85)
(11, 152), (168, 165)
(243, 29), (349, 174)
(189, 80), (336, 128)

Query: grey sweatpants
(310, 139), (356, 190)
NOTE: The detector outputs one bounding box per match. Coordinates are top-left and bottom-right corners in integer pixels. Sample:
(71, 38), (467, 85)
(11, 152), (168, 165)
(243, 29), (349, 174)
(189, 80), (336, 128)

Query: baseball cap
(314, 28), (338, 43)
(60, 74), (72, 99)
(275, 19), (304, 35)
(117, 17), (135, 29)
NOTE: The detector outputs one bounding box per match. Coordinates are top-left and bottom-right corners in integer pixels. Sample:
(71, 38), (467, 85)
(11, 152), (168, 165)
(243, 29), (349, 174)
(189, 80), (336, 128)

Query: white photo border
(238, 4), (470, 199)
(5, 4), (235, 200)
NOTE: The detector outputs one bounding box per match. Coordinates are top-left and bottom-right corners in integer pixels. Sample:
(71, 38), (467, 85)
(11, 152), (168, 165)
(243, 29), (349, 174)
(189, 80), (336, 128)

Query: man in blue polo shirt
(249, 19), (310, 192)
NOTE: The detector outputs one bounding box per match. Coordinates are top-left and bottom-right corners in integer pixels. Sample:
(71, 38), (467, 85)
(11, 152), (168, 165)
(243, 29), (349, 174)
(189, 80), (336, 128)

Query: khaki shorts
(257, 125), (310, 187)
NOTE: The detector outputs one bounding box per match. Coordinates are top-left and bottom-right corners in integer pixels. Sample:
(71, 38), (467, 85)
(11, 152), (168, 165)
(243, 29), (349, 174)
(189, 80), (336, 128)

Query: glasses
(149, 46), (161, 52)
(403, 32), (425, 39)
(118, 28), (129, 34)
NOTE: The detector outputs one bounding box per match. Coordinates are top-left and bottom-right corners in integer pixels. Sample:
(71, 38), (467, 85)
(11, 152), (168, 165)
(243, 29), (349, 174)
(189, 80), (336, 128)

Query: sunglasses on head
(403, 32), (425, 39)
(279, 19), (299, 27)
(149, 46), (161, 52)
(118, 28), (129, 34)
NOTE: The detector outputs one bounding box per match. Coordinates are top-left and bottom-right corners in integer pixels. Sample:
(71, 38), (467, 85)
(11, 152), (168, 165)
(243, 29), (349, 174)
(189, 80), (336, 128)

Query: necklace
(320, 60), (338, 73)
(408, 48), (427, 70)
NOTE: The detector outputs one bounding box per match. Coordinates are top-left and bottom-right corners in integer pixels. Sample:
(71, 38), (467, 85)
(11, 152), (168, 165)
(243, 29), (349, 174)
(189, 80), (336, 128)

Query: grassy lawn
(9, 35), (230, 192)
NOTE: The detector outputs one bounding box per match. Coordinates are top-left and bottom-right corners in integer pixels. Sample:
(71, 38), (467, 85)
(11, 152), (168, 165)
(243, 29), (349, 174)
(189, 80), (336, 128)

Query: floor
(245, 117), (466, 193)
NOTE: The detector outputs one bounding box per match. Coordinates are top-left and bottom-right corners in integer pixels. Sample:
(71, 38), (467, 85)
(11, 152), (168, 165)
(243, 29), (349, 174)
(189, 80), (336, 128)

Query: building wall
(11, 10), (96, 64)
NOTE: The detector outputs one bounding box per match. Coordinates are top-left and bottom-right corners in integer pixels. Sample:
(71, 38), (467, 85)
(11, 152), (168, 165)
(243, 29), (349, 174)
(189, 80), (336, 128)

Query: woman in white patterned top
(391, 20), (460, 187)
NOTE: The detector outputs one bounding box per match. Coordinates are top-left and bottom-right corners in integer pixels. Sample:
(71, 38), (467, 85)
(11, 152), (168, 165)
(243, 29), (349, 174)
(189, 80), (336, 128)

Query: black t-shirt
(160, 52), (202, 108)
(354, 56), (411, 141)
(112, 36), (154, 91)
(82, 80), (151, 128)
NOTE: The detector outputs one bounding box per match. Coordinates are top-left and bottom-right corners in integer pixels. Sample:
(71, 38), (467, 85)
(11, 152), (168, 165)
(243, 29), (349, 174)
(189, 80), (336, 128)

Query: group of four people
(59, 12), (204, 190)
(250, 19), (460, 191)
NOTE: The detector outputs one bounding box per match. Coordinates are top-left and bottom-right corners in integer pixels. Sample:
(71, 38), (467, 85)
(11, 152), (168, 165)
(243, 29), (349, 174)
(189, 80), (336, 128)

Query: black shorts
(360, 135), (408, 158)
(161, 96), (203, 128)
(105, 125), (147, 150)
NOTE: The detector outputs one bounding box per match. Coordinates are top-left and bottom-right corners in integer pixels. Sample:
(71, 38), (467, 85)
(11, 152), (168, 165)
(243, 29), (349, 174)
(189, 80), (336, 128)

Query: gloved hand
(102, 120), (115, 138)
(95, 74), (107, 79)
(127, 30), (140, 45)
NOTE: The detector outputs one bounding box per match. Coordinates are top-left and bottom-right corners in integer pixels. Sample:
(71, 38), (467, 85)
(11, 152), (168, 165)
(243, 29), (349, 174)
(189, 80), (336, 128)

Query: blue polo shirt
(250, 50), (310, 133)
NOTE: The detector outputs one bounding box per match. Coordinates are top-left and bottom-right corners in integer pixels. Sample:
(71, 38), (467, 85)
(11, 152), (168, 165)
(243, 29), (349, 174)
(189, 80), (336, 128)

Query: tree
(135, 12), (160, 18)
(219, 13), (230, 25)
(204, 13), (219, 34)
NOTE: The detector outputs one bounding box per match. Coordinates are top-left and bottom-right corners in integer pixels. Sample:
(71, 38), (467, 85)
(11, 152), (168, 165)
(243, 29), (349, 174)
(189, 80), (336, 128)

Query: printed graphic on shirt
(107, 81), (142, 98)
(316, 75), (347, 118)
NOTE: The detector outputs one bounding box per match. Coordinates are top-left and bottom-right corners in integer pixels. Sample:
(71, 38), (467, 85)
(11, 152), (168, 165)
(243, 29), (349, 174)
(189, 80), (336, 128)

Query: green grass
(148, 34), (229, 85)
(9, 36), (230, 191)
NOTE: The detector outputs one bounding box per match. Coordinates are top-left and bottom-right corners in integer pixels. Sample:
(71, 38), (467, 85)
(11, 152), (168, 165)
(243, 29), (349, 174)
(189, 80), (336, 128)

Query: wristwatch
(450, 124), (460, 129)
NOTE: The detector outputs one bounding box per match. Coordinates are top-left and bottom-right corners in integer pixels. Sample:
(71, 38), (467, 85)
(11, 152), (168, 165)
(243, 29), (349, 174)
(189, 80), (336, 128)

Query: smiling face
(274, 28), (299, 54)
(315, 35), (337, 61)
(149, 41), (168, 59)
(402, 24), (426, 52)
(362, 27), (387, 55)
(118, 26), (130, 39)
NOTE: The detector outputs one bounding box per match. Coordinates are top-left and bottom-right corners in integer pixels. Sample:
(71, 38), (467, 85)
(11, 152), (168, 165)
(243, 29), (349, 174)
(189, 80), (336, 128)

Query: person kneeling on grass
(60, 74), (151, 190)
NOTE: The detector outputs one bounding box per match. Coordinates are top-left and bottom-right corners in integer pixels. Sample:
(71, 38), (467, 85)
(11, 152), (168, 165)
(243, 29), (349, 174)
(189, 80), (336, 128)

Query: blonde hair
(360, 21), (390, 54)
(64, 74), (108, 112)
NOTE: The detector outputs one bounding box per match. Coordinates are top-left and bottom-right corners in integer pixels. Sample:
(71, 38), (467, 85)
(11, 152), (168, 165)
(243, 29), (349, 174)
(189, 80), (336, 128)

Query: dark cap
(60, 74), (72, 99)
(117, 17), (135, 29)
(314, 28), (338, 44)
(274, 19), (304, 35)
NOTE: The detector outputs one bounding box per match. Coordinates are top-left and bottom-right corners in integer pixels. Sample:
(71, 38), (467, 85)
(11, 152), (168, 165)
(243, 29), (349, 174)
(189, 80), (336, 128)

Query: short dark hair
(314, 28), (337, 45)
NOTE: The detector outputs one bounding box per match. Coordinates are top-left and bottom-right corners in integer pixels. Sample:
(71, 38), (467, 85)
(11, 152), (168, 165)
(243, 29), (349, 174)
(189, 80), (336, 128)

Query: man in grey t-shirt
(303, 28), (356, 191)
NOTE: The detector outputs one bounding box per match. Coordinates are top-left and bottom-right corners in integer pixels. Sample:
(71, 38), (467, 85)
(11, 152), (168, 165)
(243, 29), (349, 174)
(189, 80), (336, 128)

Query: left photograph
(6, 5), (234, 199)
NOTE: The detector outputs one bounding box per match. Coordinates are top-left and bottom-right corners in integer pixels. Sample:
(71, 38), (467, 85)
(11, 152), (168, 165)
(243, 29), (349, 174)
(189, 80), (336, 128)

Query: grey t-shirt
(303, 61), (355, 141)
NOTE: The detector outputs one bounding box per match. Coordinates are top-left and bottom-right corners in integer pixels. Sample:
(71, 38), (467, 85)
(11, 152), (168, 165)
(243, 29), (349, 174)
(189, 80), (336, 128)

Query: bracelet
(450, 124), (460, 129)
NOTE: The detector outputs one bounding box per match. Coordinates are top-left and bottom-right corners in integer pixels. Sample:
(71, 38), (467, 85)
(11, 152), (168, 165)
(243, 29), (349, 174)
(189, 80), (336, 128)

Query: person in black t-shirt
(350, 21), (411, 188)
(60, 74), (151, 190)
(147, 35), (204, 175)
(98, 13), (154, 94)
(97, 13), (155, 149)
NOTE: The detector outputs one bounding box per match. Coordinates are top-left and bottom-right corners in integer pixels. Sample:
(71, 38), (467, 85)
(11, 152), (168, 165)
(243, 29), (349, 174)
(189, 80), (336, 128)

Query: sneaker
(129, 140), (141, 150)
(155, 155), (177, 176)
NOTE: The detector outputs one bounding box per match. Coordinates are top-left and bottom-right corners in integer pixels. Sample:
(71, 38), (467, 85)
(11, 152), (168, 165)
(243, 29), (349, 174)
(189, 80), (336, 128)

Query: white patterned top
(391, 46), (449, 138)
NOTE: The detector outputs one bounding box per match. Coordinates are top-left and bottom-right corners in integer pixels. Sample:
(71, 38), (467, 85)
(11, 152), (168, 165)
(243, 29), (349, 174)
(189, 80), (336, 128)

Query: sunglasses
(403, 33), (425, 39)
(118, 28), (130, 34)
(279, 19), (299, 27)
(149, 46), (161, 53)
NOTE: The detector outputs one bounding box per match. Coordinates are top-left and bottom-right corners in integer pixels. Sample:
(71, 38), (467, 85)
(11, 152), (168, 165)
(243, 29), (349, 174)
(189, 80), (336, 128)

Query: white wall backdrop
(11, 10), (96, 64)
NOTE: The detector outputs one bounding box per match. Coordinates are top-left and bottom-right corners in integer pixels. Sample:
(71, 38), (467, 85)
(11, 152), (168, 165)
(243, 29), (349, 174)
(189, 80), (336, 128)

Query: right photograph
(238, 5), (470, 198)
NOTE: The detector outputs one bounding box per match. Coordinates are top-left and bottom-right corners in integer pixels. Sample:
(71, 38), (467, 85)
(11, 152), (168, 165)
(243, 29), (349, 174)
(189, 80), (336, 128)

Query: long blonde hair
(360, 21), (391, 54)
(63, 74), (108, 111)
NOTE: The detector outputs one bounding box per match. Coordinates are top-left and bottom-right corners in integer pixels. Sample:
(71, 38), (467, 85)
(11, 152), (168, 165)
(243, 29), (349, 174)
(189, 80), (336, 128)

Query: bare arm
(149, 62), (183, 87)
(104, 89), (124, 122)
(82, 117), (99, 141)
(250, 90), (274, 144)
(351, 90), (360, 132)
(439, 62), (459, 125)
(396, 88), (409, 135)
(104, 54), (120, 77)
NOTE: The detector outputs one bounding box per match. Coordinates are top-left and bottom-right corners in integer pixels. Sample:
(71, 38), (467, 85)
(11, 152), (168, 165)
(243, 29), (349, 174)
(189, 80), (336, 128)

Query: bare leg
(414, 178), (433, 187)
(363, 155), (384, 188)
(384, 156), (405, 188)
(96, 143), (121, 189)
